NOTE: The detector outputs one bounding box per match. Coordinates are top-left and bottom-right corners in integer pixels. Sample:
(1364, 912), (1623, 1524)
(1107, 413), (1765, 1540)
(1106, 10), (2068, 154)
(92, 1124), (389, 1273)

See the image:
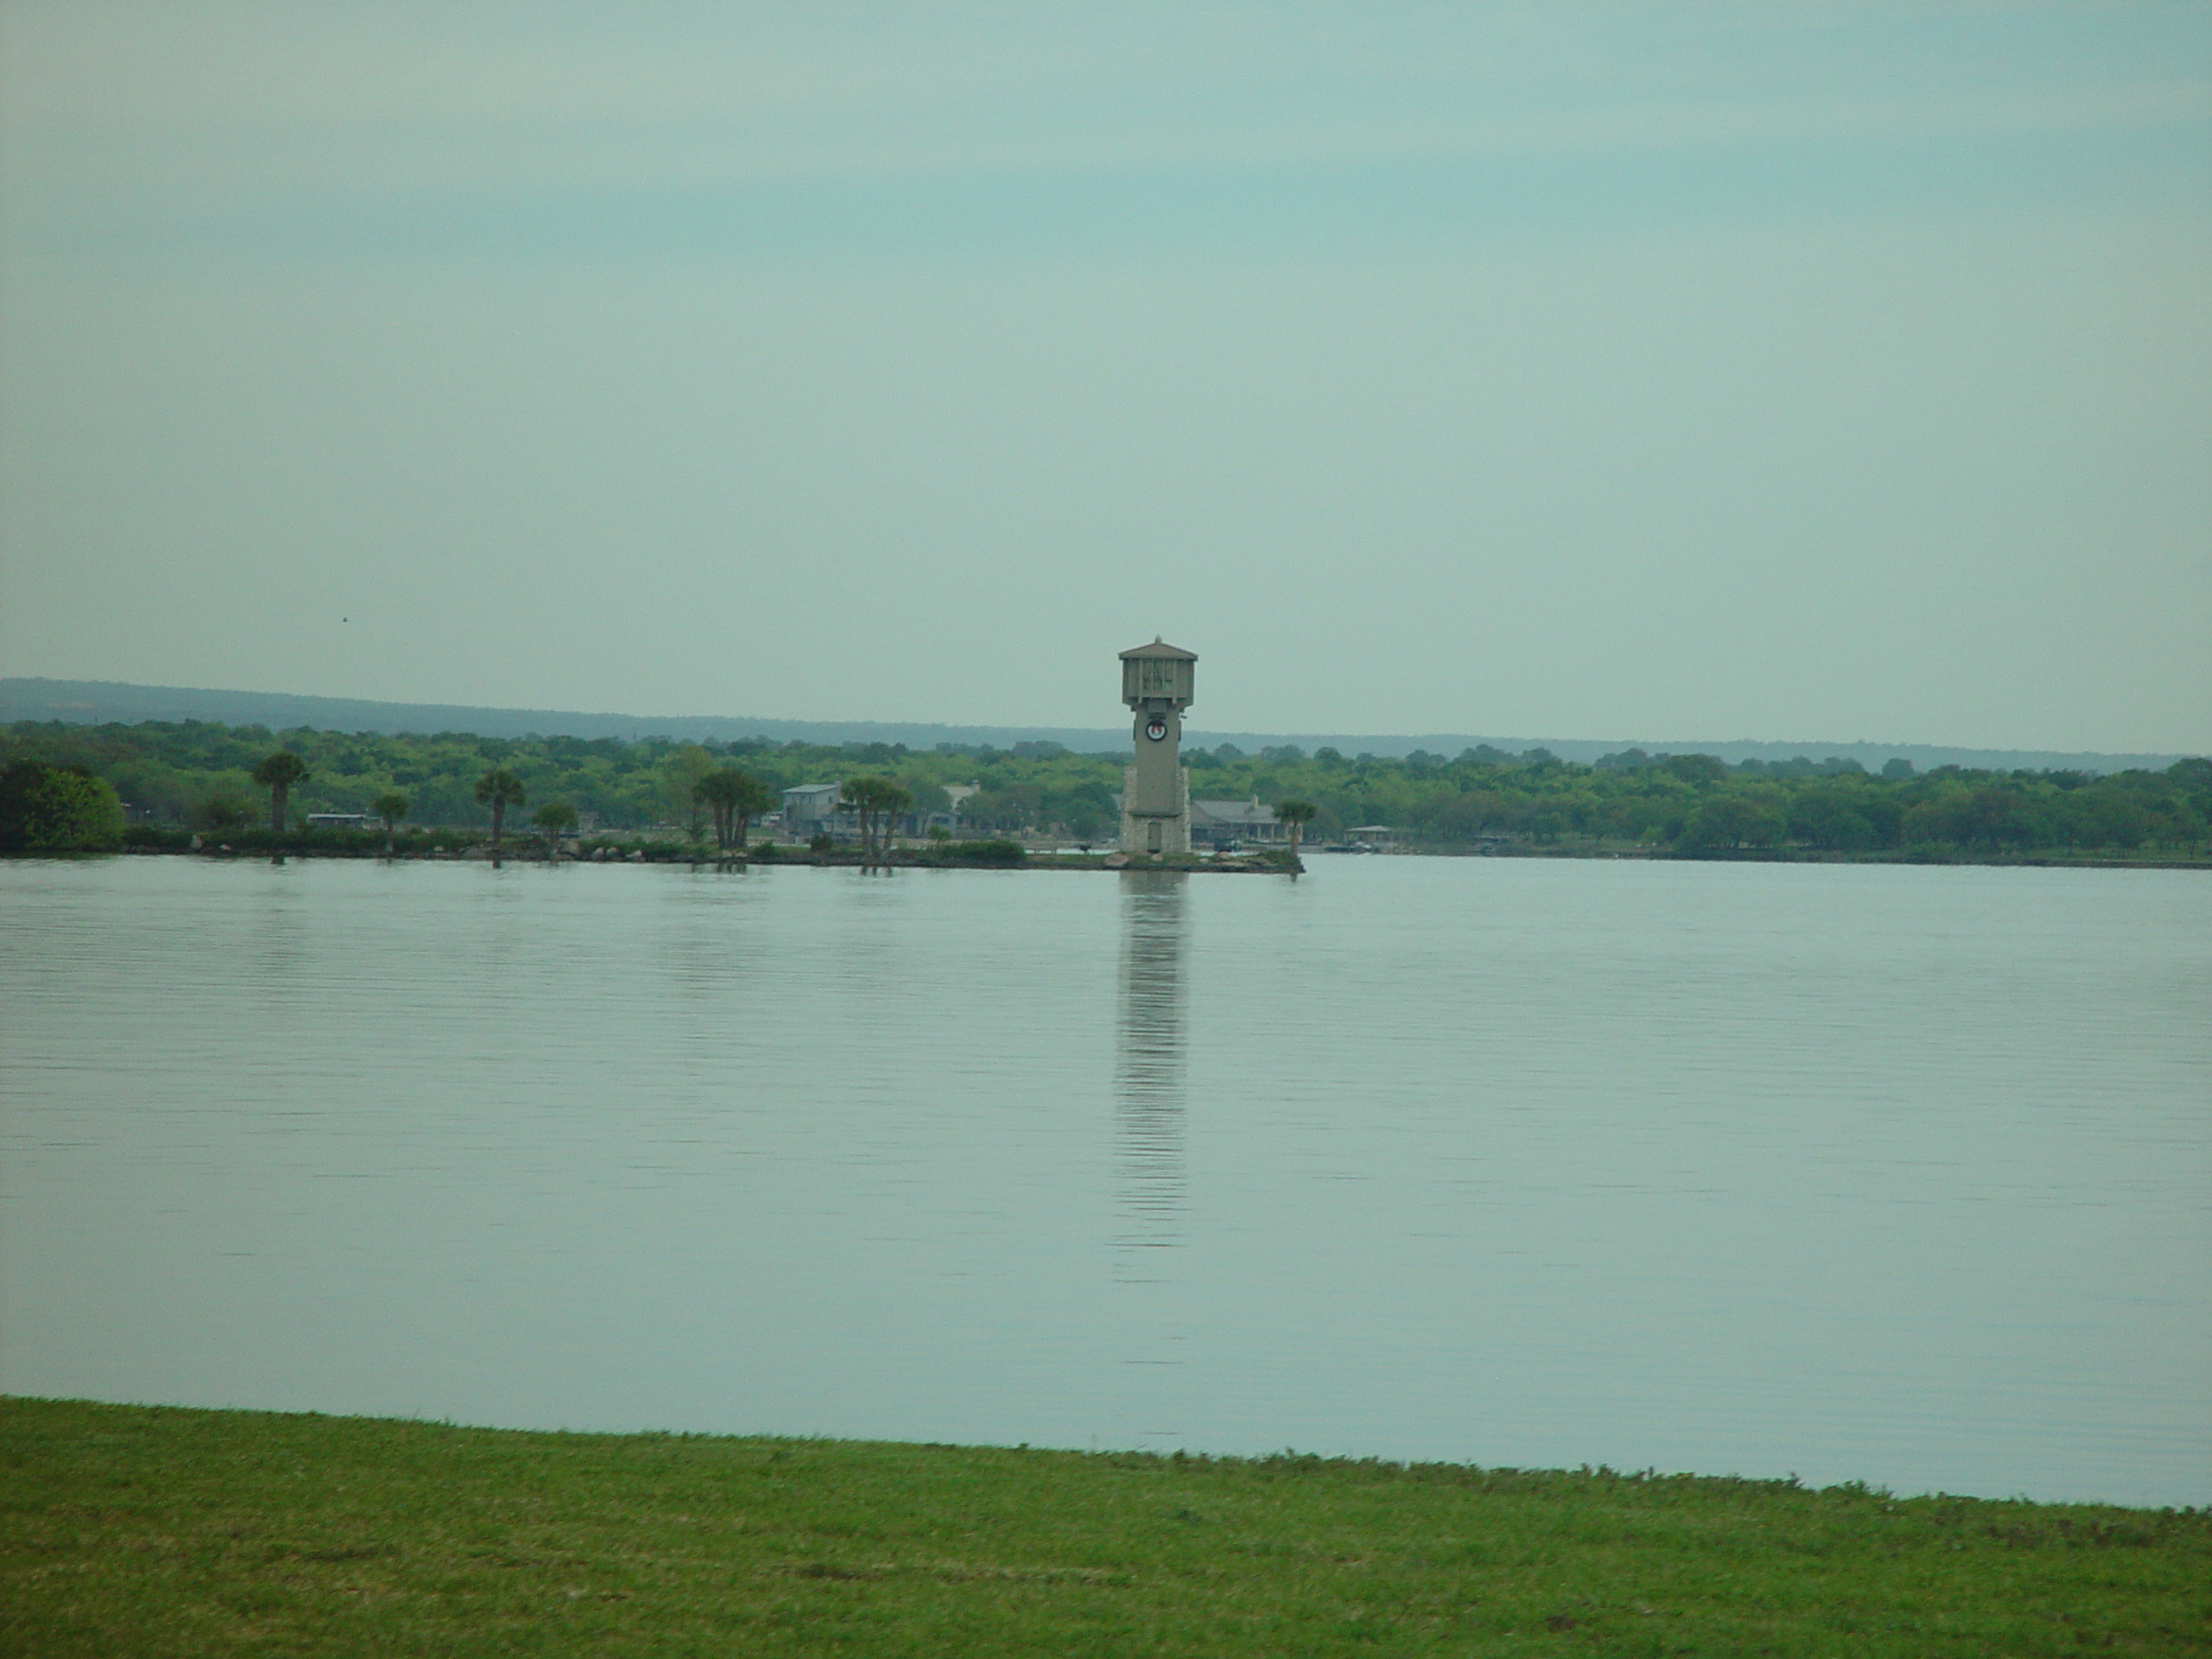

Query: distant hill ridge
(2, 677), (2196, 775)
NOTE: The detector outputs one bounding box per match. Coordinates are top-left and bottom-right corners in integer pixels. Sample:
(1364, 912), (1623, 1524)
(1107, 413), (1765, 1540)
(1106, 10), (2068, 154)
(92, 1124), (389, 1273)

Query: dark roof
(1119, 637), (1197, 660)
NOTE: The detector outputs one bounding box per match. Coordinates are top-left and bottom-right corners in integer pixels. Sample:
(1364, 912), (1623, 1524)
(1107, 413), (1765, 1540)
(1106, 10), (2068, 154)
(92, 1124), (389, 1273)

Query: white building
(780, 783), (847, 832)
(1188, 798), (1285, 848)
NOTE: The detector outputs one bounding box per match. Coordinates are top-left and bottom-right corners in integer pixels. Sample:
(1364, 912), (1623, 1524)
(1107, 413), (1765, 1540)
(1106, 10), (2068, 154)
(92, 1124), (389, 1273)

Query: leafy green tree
(1901, 792), (1963, 848)
(1788, 785), (1884, 851)
(1956, 785), (2034, 851)
(1274, 798), (1317, 860)
(896, 776), (954, 833)
(474, 768), (527, 850)
(966, 783), (1042, 834)
(840, 775), (912, 866)
(1046, 779), (1116, 840)
(662, 745), (717, 842)
(693, 766), (776, 853)
(250, 750), (310, 833)
(1903, 785), (2034, 852)
(194, 794), (251, 834)
(531, 800), (577, 857)
(0, 760), (125, 853)
(1676, 796), (1786, 854)
(1661, 753), (1728, 785)
(372, 791), (408, 853)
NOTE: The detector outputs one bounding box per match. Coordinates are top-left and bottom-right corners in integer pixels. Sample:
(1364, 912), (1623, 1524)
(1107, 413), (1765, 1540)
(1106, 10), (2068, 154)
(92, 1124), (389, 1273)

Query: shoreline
(15, 842), (2206, 873)
(97, 846), (1303, 874)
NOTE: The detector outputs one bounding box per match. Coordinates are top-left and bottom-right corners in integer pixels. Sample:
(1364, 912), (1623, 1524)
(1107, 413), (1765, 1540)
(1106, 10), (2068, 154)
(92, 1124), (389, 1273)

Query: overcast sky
(2, 3), (2206, 750)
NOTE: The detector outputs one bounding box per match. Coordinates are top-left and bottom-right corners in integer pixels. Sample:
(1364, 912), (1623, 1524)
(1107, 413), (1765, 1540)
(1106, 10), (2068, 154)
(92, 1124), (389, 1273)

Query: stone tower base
(1120, 766), (1190, 855)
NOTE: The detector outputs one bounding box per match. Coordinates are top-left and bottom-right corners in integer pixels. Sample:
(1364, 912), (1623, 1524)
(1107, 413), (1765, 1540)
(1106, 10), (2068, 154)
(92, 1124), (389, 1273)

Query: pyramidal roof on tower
(1119, 636), (1197, 660)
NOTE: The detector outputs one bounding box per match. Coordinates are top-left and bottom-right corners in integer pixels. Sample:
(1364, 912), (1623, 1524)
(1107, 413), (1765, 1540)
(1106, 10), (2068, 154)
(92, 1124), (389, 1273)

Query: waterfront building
(1188, 798), (1285, 848)
(779, 783), (848, 836)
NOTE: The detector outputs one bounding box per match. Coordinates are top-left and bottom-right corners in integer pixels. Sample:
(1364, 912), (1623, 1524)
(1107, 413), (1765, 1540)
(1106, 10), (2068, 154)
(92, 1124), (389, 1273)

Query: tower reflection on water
(1112, 870), (1189, 1282)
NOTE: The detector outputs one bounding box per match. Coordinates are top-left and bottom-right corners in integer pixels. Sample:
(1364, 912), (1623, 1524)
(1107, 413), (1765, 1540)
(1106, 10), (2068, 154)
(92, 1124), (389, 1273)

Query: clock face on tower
(1145, 717), (1168, 742)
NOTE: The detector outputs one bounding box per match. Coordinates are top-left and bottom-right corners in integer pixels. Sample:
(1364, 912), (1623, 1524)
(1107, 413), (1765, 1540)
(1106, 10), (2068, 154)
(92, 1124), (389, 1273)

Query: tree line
(2, 717), (2206, 860)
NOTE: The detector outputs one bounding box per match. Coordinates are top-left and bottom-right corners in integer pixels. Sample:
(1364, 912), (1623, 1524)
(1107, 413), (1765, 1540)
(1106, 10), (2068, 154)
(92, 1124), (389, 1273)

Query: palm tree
(694, 767), (776, 854)
(531, 800), (577, 859)
(251, 751), (310, 833)
(1274, 798), (1317, 863)
(730, 771), (775, 850)
(474, 768), (527, 852)
(372, 790), (408, 854)
(839, 776), (913, 867)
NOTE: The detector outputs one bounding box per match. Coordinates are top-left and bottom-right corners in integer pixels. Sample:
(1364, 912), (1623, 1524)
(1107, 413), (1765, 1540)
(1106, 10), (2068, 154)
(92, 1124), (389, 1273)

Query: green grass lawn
(3, 1397), (2205, 1656)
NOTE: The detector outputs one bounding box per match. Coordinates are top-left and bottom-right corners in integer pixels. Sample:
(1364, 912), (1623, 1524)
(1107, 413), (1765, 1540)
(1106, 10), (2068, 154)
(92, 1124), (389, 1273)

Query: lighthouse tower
(1119, 638), (1197, 855)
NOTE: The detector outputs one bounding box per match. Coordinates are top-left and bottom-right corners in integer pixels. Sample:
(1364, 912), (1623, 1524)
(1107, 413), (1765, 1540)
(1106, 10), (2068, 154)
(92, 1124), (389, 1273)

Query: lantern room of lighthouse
(1119, 637), (1197, 855)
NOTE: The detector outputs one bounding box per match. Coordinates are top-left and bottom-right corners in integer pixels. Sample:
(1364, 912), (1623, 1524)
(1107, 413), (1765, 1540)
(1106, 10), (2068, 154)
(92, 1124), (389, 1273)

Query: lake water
(2, 854), (2205, 1507)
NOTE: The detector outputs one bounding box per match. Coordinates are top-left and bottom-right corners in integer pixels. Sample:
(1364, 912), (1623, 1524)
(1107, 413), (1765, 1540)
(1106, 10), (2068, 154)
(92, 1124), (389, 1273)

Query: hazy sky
(3, 3), (2206, 749)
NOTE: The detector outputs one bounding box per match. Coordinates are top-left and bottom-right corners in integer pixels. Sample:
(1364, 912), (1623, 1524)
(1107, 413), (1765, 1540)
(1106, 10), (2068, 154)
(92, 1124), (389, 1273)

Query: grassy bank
(4, 1400), (2205, 1656)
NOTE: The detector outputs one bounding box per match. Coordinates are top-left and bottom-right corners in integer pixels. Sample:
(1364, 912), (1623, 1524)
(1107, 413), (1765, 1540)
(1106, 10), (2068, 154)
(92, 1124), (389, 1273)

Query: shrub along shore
(3, 1398), (2204, 1656)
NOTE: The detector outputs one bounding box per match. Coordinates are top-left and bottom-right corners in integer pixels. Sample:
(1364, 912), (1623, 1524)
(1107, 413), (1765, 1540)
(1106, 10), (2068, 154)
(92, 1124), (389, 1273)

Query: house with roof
(780, 783), (849, 836)
(1190, 797), (1285, 848)
(1109, 791), (1286, 848)
(781, 780), (954, 842)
